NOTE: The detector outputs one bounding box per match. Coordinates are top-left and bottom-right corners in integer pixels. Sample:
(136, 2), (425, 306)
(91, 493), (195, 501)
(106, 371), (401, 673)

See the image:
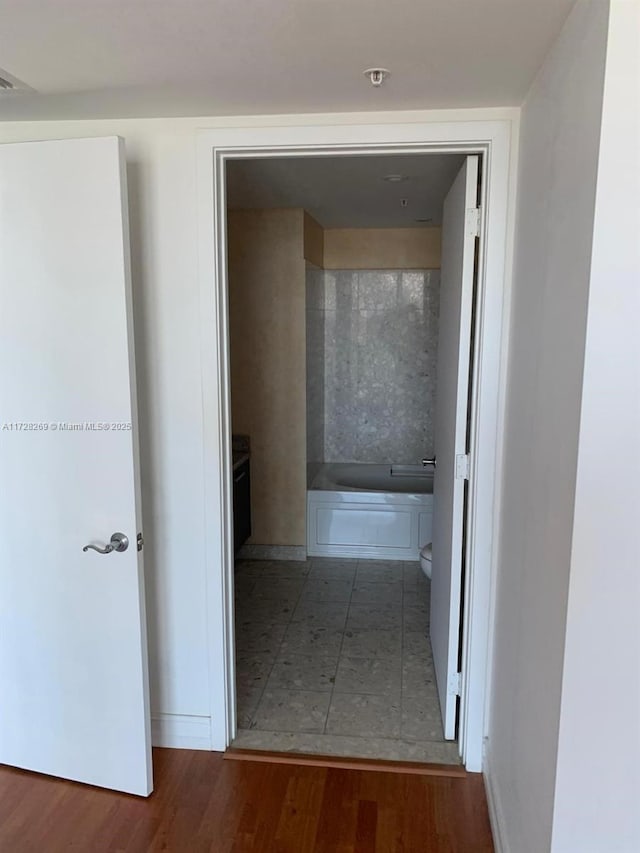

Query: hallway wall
(0, 106), (518, 751)
(550, 3), (640, 849)
(486, 1), (609, 850)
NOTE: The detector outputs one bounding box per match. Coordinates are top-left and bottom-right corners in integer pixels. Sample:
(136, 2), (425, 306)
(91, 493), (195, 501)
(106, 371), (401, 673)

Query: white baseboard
(483, 748), (508, 853)
(151, 713), (212, 750)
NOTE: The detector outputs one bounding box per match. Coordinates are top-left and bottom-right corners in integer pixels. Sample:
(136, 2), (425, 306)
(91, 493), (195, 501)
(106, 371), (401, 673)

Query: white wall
(551, 3), (640, 850)
(0, 120), (212, 743)
(485, 1), (609, 850)
(0, 108), (517, 748)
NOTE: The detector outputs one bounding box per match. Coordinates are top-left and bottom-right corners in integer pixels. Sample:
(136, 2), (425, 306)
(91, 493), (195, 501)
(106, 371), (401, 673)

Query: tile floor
(232, 557), (460, 764)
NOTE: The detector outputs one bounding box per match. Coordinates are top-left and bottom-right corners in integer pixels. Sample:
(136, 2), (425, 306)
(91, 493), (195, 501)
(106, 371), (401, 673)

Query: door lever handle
(83, 542), (113, 554)
(83, 532), (129, 554)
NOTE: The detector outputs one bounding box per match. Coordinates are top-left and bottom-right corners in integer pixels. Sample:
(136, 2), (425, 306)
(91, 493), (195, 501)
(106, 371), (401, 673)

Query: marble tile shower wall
(305, 265), (325, 481)
(323, 270), (440, 464)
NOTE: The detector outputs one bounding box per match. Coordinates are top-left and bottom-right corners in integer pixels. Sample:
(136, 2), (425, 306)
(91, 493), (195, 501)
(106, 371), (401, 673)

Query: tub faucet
(422, 456), (436, 469)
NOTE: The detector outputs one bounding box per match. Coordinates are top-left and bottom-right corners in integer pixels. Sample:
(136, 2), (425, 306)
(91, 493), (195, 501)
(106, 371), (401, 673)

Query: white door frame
(195, 115), (517, 772)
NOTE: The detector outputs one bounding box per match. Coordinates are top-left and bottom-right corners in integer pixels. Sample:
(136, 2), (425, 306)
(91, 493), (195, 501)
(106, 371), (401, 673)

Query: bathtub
(307, 463), (434, 561)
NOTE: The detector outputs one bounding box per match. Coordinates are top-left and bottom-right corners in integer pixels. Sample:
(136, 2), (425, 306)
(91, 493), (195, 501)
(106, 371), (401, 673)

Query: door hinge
(466, 206), (481, 238)
(448, 672), (462, 696)
(137, 532), (144, 552)
(455, 453), (470, 480)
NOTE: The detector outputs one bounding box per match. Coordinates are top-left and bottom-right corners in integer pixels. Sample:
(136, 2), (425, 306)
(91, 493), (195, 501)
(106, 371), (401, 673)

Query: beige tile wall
(227, 209), (307, 546)
(323, 226), (441, 270)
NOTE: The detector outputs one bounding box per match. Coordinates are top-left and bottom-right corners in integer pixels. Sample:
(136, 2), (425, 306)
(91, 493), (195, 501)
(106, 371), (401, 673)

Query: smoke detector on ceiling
(363, 68), (390, 88)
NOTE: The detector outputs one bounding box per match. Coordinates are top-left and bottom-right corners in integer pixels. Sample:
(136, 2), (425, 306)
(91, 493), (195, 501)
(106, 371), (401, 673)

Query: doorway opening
(224, 150), (481, 764)
(197, 119), (513, 773)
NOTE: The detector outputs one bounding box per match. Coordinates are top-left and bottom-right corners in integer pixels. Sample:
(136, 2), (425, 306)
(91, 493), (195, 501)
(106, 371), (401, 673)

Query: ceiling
(227, 153), (466, 228)
(0, 0), (575, 121)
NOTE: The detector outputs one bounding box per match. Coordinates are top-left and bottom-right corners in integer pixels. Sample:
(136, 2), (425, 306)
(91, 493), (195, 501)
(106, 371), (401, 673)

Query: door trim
(195, 114), (518, 772)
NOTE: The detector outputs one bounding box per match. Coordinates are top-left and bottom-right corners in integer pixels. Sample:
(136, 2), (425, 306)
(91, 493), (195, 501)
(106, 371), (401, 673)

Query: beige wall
(323, 226), (441, 269)
(227, 209), (307, 546)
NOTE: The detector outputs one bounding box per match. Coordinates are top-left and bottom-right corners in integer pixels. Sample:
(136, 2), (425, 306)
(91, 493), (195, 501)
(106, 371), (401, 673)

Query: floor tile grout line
(400, 564), (407, 740)
(240, 559), (352, 733)
(237, 561), (307, 731)
(322, 559), (357, 735)
(262, 685), (400, 697)
(260, 562), (355, 734)
(234, 562), (271, 728)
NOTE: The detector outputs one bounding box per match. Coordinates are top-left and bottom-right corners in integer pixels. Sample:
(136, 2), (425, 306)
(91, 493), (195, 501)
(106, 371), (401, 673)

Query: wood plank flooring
(0, 748), (493, 852)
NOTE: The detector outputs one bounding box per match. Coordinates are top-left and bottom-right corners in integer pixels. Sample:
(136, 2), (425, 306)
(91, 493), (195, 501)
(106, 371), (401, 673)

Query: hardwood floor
(0, 748), (494, 852)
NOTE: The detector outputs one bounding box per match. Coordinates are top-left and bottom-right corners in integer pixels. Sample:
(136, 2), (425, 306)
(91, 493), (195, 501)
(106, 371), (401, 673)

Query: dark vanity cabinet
(233, 457), (251, 554)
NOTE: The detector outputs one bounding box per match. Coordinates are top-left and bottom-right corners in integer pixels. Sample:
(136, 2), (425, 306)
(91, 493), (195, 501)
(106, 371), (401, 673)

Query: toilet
(419, 543), (432, 580)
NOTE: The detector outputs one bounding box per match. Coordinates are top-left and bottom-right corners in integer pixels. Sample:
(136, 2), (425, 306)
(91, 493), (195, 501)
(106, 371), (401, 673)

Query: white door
(0, 137), (152, 796)
(430, 155), (479, 740)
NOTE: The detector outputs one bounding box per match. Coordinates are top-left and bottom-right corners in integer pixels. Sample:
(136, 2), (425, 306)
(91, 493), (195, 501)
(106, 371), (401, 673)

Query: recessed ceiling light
(383, 174), (408, 183)
(363, 68), (390, 87)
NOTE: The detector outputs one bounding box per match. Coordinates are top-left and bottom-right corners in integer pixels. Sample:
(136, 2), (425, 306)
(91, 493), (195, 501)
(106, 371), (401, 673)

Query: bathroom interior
(226, 152), (470, 764)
